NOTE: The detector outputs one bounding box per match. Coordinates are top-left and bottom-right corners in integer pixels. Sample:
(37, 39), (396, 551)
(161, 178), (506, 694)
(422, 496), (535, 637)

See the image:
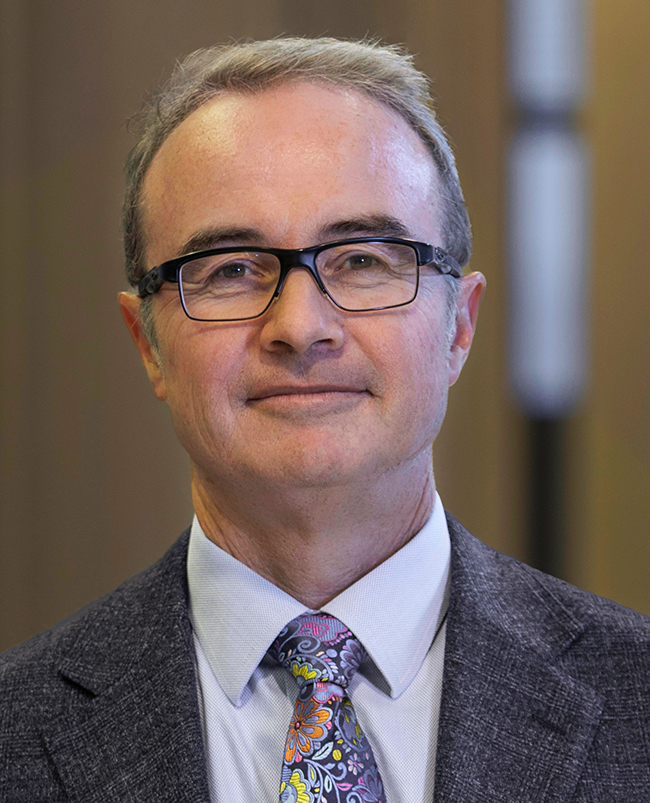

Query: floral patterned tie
(268, 612), (387, 803)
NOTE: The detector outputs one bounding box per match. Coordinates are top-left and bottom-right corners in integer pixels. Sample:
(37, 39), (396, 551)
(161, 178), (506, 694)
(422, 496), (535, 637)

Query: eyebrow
(174, 214), (417, 258)
(319, 215), (414, 241)
(176, 227), (268, 257)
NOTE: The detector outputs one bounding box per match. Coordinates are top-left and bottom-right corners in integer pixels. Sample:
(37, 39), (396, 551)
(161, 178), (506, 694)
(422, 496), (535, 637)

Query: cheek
(388, 302), (450, 395)
(408, 333), (449, 412)
(158, 326), (243, 445)
(380, 306), (451, 438)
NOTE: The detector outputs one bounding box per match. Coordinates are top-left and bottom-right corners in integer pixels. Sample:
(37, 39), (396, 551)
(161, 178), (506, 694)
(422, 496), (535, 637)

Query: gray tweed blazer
(2, 515), (650, 801)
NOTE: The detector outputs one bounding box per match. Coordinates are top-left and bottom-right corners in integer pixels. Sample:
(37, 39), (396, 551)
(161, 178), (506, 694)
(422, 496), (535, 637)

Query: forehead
(141, 82), (441, 263)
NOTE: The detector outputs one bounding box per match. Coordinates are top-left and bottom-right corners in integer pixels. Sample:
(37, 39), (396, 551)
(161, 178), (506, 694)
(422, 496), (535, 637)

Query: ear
(118, 292), (167, 401)
(448, 271), (486, 386)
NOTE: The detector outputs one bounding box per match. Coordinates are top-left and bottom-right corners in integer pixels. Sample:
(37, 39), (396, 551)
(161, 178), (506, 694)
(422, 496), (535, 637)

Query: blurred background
(1, 0), (649, 652)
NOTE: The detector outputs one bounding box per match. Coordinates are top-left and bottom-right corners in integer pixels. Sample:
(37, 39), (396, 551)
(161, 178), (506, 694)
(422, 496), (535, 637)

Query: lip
(248, 384), (368, 401)
(246, 384), (371, 416)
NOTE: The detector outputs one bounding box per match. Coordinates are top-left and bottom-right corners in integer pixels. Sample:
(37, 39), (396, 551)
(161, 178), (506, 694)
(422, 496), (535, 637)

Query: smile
(249, 384), (368, 400)
(247, 386), (370, 415)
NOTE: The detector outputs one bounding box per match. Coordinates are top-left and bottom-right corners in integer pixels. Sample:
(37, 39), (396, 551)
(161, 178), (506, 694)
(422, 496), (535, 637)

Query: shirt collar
(187, 493), (450, 706)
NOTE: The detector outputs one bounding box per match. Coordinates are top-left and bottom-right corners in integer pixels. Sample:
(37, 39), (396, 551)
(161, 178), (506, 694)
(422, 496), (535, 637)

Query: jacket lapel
(41, 532), (211, 802)
(434, 516), (604, 803)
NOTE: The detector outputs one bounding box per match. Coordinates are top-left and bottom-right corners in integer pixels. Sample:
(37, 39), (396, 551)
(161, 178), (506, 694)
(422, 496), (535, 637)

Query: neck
(192, 457), (435, 609)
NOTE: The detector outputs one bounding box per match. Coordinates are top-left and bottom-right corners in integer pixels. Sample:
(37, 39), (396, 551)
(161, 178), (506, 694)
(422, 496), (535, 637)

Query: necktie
(268, 612), (387, 803)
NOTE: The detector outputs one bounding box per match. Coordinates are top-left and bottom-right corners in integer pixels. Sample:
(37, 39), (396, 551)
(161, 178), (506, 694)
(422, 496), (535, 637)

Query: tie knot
(268, 612), (366, 691)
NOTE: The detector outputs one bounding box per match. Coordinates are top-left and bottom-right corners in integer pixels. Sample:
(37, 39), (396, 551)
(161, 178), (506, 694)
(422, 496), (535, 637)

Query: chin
(242, 431), (379, 489)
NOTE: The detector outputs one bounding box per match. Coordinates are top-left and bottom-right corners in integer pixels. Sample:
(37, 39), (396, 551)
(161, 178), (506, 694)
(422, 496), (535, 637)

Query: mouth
(246, 384), (371, 414)
(248, 384), (368, 401)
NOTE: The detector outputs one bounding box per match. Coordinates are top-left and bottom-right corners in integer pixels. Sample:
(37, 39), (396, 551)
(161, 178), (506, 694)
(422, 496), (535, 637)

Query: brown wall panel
(6, 0), (649, 650)
(568, 0), (650, 614)
(1, 0), (510, 652)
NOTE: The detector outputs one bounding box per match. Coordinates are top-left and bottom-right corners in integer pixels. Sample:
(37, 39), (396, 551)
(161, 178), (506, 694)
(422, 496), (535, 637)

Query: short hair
(123, 36), (472, 290)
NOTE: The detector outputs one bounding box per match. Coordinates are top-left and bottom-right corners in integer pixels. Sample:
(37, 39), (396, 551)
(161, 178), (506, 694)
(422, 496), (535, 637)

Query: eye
(217, 261), (250, 279)
(332, 250), (391, 273)
(344, 253), (384, 270)
(202, 257), (268, 283)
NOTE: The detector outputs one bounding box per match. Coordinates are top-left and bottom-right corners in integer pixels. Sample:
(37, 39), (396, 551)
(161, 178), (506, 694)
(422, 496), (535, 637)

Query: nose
(258, 267), (345, 355)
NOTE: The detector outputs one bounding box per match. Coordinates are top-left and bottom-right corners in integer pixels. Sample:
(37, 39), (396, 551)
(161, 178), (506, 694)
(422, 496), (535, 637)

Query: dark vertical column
(507, 0), (590, 578)
(528, 418), (568, 577)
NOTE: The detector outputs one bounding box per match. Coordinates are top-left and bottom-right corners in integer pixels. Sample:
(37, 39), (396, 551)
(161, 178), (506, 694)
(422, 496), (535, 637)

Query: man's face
(122, 82), (484, 494)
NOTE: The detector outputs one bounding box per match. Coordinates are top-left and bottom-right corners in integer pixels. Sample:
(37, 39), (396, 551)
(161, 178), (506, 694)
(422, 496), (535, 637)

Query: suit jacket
(2, 515), (650, 802)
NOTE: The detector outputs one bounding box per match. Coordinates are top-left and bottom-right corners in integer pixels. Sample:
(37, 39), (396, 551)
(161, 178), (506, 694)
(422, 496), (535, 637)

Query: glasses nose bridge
(274, 247), (326, 297)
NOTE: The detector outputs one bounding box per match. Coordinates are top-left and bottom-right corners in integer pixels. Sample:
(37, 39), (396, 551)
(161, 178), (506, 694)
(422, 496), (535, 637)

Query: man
(1, 37), (649, 803)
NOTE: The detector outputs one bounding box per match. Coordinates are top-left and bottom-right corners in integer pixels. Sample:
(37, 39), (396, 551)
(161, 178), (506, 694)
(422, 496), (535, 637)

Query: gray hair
(124, 37), (472, 344)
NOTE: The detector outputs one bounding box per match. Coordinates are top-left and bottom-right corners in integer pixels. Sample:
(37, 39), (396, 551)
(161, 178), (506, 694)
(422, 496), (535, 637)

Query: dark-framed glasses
(137, 237), (462, 322)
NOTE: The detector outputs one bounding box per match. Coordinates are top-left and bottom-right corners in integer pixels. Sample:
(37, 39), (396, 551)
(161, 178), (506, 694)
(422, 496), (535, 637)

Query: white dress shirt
(187, 492), (451, 803)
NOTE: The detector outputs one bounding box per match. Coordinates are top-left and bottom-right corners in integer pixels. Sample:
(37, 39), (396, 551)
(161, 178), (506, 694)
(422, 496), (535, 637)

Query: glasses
(137, 237), (462, 322)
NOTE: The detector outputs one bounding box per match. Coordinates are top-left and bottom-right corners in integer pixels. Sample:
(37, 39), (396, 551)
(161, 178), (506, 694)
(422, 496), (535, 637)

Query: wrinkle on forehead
(141, 82), (442, 263)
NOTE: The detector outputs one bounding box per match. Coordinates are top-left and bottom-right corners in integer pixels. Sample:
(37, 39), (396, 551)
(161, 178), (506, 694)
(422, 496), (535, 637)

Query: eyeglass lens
(178, 241), (419, 321)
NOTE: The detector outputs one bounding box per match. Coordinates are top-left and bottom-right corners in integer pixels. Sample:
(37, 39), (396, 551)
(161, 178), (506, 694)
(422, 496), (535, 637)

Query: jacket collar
(434, 514), (604, 803)
(42, 530), (211, 802)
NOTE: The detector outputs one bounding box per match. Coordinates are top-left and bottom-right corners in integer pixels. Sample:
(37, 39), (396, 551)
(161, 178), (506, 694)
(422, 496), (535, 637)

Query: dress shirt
(187, 492), (450, 803)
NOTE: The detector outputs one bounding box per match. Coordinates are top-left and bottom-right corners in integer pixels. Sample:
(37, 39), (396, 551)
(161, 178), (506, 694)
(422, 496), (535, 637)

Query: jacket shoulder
(443, 513), (650, 797)
(0, 531), (198, 800)
(446, 511), (650, 673)
(0, 530), (191, 710)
